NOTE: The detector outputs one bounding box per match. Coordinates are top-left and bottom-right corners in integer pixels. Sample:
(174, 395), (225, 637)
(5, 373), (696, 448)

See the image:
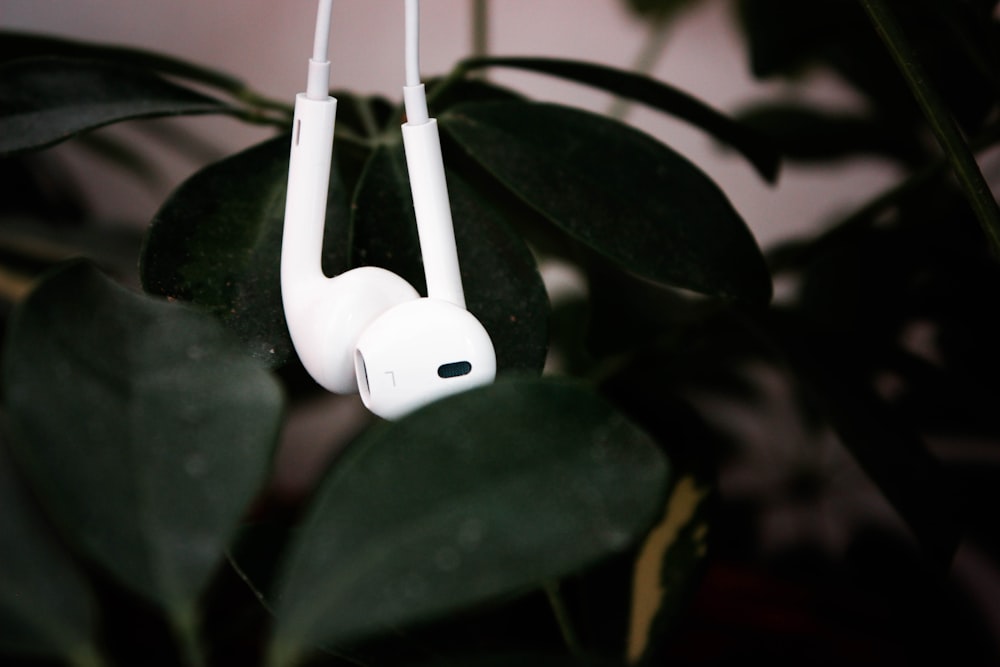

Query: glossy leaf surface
(0, 57), (231, 155)
(2, 261), (283, 613)
(441, 101), (772, 305)
(0, 438), (99, 661)
(141, 135), (308, 368)
(268, 378), (670, 665)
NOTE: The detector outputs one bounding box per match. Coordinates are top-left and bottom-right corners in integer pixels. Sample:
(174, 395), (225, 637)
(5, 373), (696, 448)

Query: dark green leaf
(628, 474), (711, 665)
(623, 0), (701, 23)
(0, 217), (143, 286)
(2, 261), (283, 614)
(736, 0), (995, 130)
(736, 103), (922, 164)
(767, 310), (964, 565)
(142, 134), (350, 368)
(0, 435), (100, 661)
(428, 77), (525, 115)
(0, 30), (247, 96)
(440, 101), (772, 305)
(267, 378), (670, 665)
(352, 138), (550, 374)
(0, 57), (232, 155)
(457, 57), (779, 182)
(736, 0), (868, 79)
(397, 654), (608, 667)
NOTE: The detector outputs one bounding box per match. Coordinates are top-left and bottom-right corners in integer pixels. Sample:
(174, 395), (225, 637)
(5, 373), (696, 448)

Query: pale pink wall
(1, 0), (901, 247)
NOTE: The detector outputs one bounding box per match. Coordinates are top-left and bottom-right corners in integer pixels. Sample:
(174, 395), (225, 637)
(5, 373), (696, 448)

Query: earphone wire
(405, 0), (421, 87)
(313, 0), (333, 63)
(403, 0), (430, 124)
(306, 0), (334, 99)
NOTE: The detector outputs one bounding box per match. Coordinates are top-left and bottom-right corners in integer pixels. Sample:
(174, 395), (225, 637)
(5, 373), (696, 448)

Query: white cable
(306, 0), (334, 99)
(313, 0), (333, 62)
(405, 0), (421, 87)
(403, 0), (429, 124)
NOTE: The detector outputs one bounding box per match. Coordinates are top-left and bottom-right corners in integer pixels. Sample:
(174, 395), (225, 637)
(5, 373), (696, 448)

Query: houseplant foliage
(1, 0), (998, 665)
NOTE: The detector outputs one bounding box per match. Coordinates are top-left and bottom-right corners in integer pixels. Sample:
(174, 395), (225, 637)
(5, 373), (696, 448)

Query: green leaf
(396, 654), (607, 667)
(767, 309), (964, 565)
(0, 56), (232, 155)
(0, 30), (246, 93)
(428, 77), (525, 115)
(440, 101), (772, 306)
(352, 139), (550, 374)
(623, 0), (701, 23)
(267, 378), (670, 666)
(2, 261), (283, 614)
(456, 57), (779, 182)
(736, 103), (922, 164)
(142, 134), (343, 368)
(0, 216), (143, 286)
(736, 0), (995, 130)
(859, 0), (1000, 259)
(736, 0), (867, 79)
(627, 474), (711, 665)
(0, 435), (100, 662)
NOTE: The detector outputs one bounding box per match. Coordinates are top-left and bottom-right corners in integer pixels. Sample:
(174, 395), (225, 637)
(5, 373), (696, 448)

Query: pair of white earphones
(281, 0), (497, 420)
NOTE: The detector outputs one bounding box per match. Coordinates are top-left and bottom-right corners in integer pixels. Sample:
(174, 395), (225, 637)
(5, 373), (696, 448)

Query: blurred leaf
(859, 0), (1000, 258)
(786, 192), (1000, 440)
(0, 434), (100, 662)
(2, 261), (283, 615)
(441, 101), (772, 306)
(766, 310), (964, 565)
(623, 0), (701, 23)
(74, 130), (164, 188)
(736, 0), (869, 79)
(736, 0), (996, 130)
(925, 0), (1000, 93)
(628, 475), (712, 666)
(0, 57), (234, 155)
(457, 57), (779, 182)
(736, 103), (922, 164)
(396, 654), (609, 667)
(267, 378), (670, 665)
(0, 217), (143, 284)
(352, 138), (550, 374)
(142, 134), (351, 368)
(0, 30), (248, 97)
(0, 152), (87, 223)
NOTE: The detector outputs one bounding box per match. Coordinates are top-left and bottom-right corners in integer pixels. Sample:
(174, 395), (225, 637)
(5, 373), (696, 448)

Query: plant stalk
(68, 644), (112, 667)
(170, 604), (208, 667)
(608, 18), (672, 120)
(472, 0), (489, 61)
(859, 0), (1000, 258)
(543, 581), (587, 660)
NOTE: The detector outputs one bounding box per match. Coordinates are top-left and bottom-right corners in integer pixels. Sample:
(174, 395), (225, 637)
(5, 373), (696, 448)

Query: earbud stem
(282, 93), (337, 300)
(402, 115), (466, 308)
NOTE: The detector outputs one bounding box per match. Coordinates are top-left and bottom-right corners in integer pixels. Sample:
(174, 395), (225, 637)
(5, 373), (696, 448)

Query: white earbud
(281, 0), (496, 419)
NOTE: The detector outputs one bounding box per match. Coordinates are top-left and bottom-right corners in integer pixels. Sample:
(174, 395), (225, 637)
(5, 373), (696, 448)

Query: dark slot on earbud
(438, 361), (472, 378)
(356, 352), (370, 395)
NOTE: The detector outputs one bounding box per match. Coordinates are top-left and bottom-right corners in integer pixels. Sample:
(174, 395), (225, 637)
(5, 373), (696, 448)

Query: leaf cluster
(1, 0), (999, 665)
